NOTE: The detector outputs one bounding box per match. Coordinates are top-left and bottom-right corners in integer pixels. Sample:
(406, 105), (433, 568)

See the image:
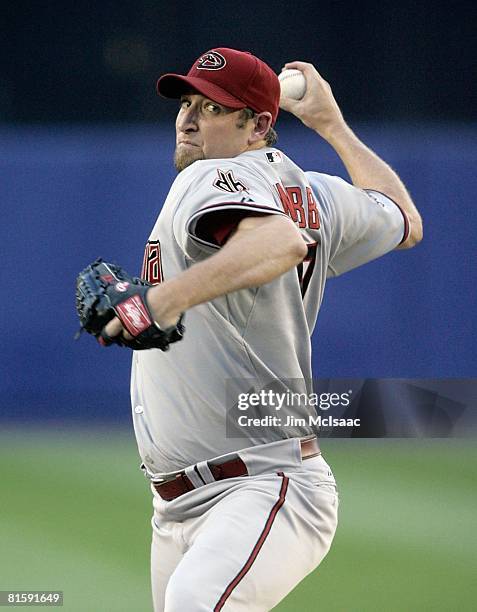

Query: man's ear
(249, 112), (273, 143)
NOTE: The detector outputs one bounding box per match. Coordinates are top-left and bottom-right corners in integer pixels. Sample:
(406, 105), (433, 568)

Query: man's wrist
(146, 282), (184, 329)
(316, 120), (353, 148)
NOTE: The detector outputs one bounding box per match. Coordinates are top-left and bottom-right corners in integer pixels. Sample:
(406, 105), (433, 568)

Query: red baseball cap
(157, 48), (280, 125)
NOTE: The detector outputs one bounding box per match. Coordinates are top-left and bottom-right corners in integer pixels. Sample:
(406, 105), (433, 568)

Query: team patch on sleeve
(213, 169), (248, 194)
(266, 151), (282, 163)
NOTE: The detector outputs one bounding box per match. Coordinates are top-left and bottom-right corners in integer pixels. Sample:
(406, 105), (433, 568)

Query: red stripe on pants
(214, 472), (289, 611)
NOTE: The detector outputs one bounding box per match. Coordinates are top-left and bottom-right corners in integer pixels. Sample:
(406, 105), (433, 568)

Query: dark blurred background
(2, 1), (476, 124)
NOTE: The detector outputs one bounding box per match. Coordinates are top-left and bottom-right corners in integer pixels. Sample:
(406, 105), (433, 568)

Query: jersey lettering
(141, 240), (164, 284)
(306, 187), (320, 229)
(275, 183), (320, 230)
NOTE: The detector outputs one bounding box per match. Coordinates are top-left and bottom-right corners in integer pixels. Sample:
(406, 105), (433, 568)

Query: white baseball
(278, 69), (307, 100)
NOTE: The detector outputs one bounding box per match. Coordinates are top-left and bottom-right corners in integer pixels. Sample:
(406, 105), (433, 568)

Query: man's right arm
(103, 214), (307, 339)
(279, 61), (423, 249)
(146, 214), (307, 328)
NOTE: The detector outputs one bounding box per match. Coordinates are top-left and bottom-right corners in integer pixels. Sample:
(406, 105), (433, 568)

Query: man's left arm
(105, 214), (307, 337)
(315, 122), (422, 250)
(279, 61), (423, 249)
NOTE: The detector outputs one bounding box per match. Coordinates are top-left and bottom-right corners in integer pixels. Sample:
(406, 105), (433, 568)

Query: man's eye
(180, 99), (191, 108)
(204, 102), (220, 113)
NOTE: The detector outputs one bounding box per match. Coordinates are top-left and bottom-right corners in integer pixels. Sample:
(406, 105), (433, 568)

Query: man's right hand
(279, 61), (346, 141)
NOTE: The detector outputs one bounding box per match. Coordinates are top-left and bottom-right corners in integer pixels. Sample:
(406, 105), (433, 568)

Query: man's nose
(178, 107), (199, 132)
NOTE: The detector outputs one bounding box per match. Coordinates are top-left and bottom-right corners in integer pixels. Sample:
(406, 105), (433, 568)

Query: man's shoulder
(171, 148), (309, 194)
(174, 150), (281, 187)
(173, 157), (256, 186)
(167, 160), (219, 201)
(238, 147), (293, 169)
(305, 170), (342, 185)
(193, 147), (292, 170)
(305, 171), (354, 201)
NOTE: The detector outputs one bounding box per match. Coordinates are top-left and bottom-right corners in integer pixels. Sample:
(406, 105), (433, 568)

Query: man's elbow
(270, 215), (308, 263)
(411, 220), (424, 246)
(294, 236), (309, 262)
(287, 227), (308, 263)
(398, 215), (423, 249)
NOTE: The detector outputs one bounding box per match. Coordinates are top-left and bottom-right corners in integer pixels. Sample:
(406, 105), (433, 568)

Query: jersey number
(141, 240), (164, 284)
(296, 242), (318, 298)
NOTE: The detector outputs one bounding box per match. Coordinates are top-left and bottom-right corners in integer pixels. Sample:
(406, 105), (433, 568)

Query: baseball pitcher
(76, 48), (422, 611)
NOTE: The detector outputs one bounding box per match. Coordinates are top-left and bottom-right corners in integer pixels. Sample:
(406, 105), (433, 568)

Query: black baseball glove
(75, 259), (184, 351)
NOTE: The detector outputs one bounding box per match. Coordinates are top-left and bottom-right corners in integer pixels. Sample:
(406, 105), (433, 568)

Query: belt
(153, 437), (320, 502)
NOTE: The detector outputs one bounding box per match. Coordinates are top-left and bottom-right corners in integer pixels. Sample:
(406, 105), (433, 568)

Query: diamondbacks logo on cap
(197, 51), (227, 71)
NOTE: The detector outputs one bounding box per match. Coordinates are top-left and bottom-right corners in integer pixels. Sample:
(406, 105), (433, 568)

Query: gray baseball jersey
(132, 147), (407, 476)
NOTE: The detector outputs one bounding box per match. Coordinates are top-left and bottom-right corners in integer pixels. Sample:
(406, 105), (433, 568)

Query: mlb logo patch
(266, 151), (282, 163)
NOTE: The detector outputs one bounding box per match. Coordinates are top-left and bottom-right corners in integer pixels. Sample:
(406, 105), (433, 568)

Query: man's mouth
(177, 140), (199, 147)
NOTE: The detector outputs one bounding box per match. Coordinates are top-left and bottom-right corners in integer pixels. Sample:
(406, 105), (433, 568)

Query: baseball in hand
(278, 69), (307, 100)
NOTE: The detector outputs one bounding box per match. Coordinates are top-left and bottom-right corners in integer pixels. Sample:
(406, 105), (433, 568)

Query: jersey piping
(187, 201), (287, 250)
(364, 189), (410, 244)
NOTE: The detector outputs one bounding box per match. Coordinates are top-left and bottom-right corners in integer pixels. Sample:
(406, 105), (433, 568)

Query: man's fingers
(98, 317), (123, 347)
(279, 96), (300, 112)
(283, 61), (314, 74)
(98, 329), (117, 347)
(97, 316), (134, 347)
(105, 317), (123, 337)
(282, 61), (326, 85)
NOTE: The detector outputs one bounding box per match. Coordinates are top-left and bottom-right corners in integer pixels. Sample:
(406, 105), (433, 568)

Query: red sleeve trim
(192, 201), (286, 217)
(187, 201), (286, 249)
(211, 220), (239, 246)
(364, 189), (411, 245)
